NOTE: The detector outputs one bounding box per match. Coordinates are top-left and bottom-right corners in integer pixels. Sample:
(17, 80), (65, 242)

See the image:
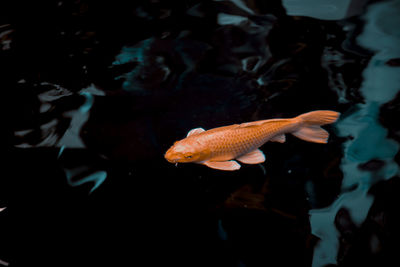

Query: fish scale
(205, 124), (283, 159)
(201, 120), (293, 159)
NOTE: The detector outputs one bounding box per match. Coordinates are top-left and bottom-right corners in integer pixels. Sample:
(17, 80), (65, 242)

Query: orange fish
(165, 110), (340, 171)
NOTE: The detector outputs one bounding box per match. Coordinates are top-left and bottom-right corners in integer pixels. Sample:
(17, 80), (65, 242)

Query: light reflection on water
(309, 0), (400, 266)
(13, 83), (107, 193)
(282, 0), (369, 20)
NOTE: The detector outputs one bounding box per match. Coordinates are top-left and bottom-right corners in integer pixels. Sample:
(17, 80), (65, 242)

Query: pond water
(1, 0), (399, 266)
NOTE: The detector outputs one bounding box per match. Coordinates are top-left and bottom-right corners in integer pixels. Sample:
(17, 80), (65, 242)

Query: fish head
(165, 138), (209, 163)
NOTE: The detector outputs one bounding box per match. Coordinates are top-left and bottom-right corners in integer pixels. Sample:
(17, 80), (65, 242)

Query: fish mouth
(164, 151), (179, 163)
(166, 157), (179, 163)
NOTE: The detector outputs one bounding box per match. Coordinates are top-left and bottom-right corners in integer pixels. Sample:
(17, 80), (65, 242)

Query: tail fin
(292, 110), (340, 144)
(296, 110), (340, 125)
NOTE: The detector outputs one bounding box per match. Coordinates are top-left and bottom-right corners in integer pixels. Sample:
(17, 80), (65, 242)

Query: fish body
(165, 110), (340, 171)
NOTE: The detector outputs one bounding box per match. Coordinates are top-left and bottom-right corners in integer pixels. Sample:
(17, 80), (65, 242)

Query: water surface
(1, 0), (399, 266)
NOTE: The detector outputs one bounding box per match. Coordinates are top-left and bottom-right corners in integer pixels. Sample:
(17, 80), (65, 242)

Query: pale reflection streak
(310, 1), (400, 266)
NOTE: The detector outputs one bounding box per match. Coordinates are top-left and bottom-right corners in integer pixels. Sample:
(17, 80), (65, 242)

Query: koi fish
(165, 110), (340, 171)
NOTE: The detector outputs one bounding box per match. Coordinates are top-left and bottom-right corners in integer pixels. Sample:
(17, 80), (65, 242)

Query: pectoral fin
(187, 127), (205, 137)
(203, 160), (241, 171)
(270, 134), (286, 143)
(236, 149), (265, 164)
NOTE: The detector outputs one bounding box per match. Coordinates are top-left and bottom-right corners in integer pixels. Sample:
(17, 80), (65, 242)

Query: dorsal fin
(238, 119), (285, 128)
(203, 124), (239, 133)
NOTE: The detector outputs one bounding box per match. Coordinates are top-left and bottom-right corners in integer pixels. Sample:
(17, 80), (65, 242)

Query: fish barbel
(165, 110), (340, 171)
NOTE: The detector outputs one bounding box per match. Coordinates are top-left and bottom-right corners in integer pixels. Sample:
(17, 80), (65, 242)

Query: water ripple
(310, 1), (400, 266)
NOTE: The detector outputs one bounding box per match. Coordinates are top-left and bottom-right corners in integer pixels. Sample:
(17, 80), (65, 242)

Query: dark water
(1, 0), (399, 266)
